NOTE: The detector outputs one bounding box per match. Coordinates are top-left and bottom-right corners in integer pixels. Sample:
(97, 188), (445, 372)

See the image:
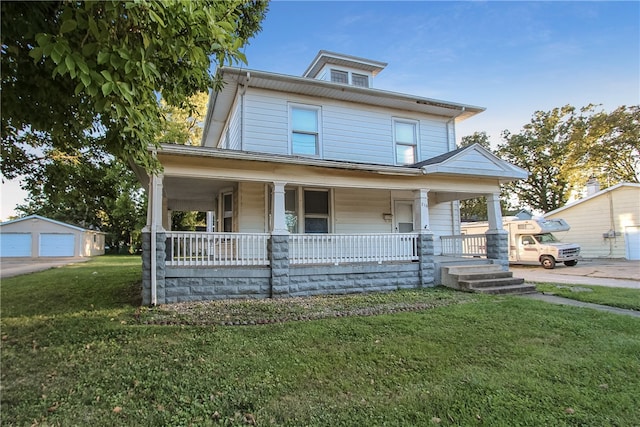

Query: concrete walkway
(510, 259), (640, 289)
(0, 258), (89, 279)
(520, 292), (640, 317)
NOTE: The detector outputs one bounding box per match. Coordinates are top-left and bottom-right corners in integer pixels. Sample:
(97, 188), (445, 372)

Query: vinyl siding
(238, 182), (267, 232)
(238, 88), (450, 164)
(333, 188), (392, 233)
(546, 186), (640, 258)
(428, 201), (456, 255)
(226, 97), (242, 150)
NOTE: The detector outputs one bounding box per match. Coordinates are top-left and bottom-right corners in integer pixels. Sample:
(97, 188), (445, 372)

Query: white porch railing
(440, 234), (487, 257)
(289, 233), (419, 265)
(165, 232), (270, 266)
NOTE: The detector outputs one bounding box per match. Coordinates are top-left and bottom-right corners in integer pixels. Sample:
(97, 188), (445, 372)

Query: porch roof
(131, 144), (528, 208)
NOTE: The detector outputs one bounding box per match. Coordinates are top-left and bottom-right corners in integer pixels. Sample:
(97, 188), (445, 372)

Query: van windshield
(534, 233), (558, 243)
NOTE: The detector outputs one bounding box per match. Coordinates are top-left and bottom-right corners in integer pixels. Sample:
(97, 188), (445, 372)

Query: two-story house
(134, 51), (528, 305)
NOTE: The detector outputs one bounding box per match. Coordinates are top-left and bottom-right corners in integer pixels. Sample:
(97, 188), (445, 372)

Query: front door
(394, 201), (414, 233)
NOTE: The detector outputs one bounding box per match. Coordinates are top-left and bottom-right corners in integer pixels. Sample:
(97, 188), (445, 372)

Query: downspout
(239, 71), (250, 151)
(446, 107), (466, 151)
(150, 173), (158, 307)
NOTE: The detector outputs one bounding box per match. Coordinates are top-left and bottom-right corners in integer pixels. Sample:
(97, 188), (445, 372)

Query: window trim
(393, 118), (419, 165)
(351, 72), (369, 88)
(289, 103), (322, 157)
(330, 69), (349, 84)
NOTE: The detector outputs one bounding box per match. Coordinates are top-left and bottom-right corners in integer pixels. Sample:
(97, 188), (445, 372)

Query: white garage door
(625, 226), (640, 260)
(39, 233), (75, 257)
(0, 233), (32, 257)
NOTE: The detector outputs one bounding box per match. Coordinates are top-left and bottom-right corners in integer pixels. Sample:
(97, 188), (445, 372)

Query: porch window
(394, 119), (418, 165)
(291, 105), (320, 156)
(285, 189), (298, 233)
(222, 192), (233, 232)
(304, 190), (329, 233)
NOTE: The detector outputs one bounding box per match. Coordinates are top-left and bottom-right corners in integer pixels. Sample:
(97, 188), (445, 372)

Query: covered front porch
(136, 144), (526, 305)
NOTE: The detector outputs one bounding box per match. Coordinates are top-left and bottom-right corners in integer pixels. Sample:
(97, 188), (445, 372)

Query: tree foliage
(496, 104), (639, 212)
(157, 91), (209, 145)
(564, 105), (640, 191)
(1, 0), (268, 178)
(458, 131), (491, 149)
(17, 150), (146, 251)
(497, 106), (575, 213)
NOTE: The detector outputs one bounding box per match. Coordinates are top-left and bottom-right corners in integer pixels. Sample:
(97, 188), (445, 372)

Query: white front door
(394, 201), (414, 233)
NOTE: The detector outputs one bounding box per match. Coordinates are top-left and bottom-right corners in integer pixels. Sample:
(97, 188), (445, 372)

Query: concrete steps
(442, 264), (536, 295)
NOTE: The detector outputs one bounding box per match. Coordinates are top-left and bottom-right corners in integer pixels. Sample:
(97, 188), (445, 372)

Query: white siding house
(0, 215), (105, 259)
(133, 50), (528, 305)
(545, 183), (640, 260)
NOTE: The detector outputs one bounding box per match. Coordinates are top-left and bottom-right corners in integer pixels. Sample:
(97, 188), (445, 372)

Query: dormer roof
(303, 50), (387, 79)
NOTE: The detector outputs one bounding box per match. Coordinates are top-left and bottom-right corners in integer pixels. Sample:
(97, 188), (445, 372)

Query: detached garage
(0, 215), (105, 259)
(544, 183), (640, 260)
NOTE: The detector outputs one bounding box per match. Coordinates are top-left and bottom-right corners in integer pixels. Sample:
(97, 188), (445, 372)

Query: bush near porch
(2, 256), (639, 426)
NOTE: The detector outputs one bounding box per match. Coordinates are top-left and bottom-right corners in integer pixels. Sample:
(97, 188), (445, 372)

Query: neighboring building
(132, 50), (528, 305)
(544, 183), (640, 260)
(0, 214), (105, 258)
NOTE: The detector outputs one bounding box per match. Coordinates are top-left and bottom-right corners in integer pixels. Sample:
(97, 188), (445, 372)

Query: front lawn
(2, 256), (639, 426)
(535, 283), (640, 311)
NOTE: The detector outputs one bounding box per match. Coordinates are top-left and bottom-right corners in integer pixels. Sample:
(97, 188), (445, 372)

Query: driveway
(511, 258), (640, 289)
(0, 258), (90, 279)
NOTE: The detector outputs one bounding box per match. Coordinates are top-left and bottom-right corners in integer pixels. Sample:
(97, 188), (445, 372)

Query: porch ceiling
(163, 177), (233, 211)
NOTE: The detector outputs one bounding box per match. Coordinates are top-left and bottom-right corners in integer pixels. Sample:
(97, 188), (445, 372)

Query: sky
(1, 0), (639, 221)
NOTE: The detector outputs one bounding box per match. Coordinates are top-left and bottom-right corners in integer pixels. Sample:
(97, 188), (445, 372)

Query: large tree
(17, 149), (145, 252)
(564, 105), (640, 191)
(1, 0), (268, 178)
(497, 106), (576, 213)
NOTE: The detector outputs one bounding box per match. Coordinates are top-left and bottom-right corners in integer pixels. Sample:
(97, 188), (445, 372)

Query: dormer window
(329, 69), (370, 88)
(352, 73), (369, 88)
(330, 70), (348, 84)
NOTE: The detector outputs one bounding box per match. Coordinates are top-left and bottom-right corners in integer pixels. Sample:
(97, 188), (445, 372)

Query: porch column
(485, 192), (508, 269)
(271, 181), (288, 234)
(414, 189), (435, 287)
(142, 173), (166, 306)
(269, 181), (290, 297)
(413, 189), (431, 232)
(206, 211), (214, 233)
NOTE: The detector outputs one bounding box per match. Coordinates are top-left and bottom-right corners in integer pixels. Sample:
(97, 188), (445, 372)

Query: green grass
(2, 256), (640, 426)
(535, 283), (640, 311)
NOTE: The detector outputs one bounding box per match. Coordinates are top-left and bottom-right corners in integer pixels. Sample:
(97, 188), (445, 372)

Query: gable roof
(0, 214), (101, 232)
(544, 183), (640, 217)
(412, 144), (529, 181)
(202, 66), (485, 148)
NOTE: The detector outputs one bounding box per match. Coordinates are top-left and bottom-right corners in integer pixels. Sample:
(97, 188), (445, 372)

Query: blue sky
(1, 1), (638, 220)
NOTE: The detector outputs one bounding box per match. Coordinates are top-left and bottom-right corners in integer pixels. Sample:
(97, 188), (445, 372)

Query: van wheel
(564, 260), (578, 267)
(541, 256), (556, 269)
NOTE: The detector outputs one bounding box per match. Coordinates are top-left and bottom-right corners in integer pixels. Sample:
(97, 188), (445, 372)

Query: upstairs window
(291, 105), (320, 156)
(352, 73), (369, 88)
(394, 119), (418, 165)
(330, 70), (348, 84)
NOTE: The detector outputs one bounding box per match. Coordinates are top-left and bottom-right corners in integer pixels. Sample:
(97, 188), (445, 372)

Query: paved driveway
(0, 258), (90, 279)
(511, 259), (640, 289)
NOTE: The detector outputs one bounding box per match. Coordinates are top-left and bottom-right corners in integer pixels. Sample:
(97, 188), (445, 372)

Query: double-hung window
(304, 190), (330, 233)
(275, 187), (331, 233)
(394, 119), (418, 165)
(291, 105), (320, 156)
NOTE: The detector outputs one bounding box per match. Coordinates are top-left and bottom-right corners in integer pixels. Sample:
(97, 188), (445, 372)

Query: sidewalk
(510, 259), (640, 289)
(520, 293), (640, 317)
(0, 258), (89, 279)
